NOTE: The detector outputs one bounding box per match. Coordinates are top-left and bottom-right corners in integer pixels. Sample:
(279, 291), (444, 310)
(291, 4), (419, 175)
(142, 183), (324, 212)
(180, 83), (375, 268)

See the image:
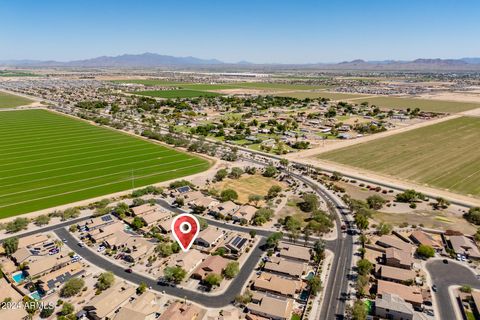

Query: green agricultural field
(115, 79), (324, 91)
(0, 91), (33, 108)
(318, 116), (480, 197)
(349, 96), (480, 113)
(132, 89), (222, 98)
(0, 109), (210, 217)
(0, 70), (38, 77)
(276, 91), (367, 100)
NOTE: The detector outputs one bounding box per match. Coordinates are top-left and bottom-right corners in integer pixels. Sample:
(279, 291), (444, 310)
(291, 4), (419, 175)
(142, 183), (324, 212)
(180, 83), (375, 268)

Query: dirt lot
(335, 181), (476, 234)
(276, 197), (309, 226)
(212, 174), (286, 204)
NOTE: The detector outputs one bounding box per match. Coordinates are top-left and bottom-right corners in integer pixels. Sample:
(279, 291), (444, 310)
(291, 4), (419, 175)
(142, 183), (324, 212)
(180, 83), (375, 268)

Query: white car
(97, 246), (105, 252)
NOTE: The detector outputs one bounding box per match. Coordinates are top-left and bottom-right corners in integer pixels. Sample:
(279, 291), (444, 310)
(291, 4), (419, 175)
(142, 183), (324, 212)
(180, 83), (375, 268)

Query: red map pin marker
(171, 213), (200, 252)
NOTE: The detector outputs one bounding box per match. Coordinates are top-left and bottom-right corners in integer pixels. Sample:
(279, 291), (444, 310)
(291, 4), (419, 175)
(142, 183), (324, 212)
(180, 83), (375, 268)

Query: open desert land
(317, 116), (480, 197)
(0, 109), (210, 218)
(346, 95), (480, 113)
(417, 91), (480, 104)
(0, 90), (33, 108)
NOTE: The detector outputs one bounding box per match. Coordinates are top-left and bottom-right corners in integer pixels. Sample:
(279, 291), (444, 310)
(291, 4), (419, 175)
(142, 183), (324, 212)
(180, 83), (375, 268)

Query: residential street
(426, 259), (480, 320)
(55, 227), (265, 308)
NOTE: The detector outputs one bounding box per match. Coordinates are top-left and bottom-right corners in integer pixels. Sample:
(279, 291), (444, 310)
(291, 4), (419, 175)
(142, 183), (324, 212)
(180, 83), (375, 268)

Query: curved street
(426, 259), (480, 320)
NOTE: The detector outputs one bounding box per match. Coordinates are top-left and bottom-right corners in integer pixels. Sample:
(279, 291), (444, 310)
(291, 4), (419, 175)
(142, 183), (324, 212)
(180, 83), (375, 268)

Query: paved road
(55, 227), (265, 308)
(243, 156), (353, 319)
(0, 215), (92, 243)
(289, 170), (353, 320)
(426, 259), (480, 320)
(156, 198), (336, 251)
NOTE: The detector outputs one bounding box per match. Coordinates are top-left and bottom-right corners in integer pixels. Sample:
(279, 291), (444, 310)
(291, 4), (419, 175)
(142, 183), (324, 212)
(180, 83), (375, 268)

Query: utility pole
(131, 169), (135, 190)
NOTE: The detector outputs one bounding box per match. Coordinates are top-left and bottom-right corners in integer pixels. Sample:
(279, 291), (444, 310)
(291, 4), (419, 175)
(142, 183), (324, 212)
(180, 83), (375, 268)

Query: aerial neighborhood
(1, 2), (480, 320)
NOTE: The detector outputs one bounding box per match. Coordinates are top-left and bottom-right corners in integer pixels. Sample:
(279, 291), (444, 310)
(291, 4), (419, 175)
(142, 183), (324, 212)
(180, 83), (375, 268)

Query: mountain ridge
(2, 53), (480, 70)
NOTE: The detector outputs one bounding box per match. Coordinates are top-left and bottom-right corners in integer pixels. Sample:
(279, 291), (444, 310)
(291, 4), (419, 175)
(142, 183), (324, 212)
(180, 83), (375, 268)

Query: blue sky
(1, 0), (479, 63)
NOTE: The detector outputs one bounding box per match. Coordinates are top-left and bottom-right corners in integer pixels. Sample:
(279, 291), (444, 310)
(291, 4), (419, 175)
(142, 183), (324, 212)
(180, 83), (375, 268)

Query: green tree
(220, 189), (238, 202)
(2, 237), (18, 256)
(60, 278), (85, 298)
(235, 290), (253, 305)
(155, 243), (174, 257)
(248, 194), (263, 206)
(204, 273), (223, 288)
(137, 282), (147, 294)
(416, 244), (435, 259)
(115, 202), (130, 218)
(351, 300), (367, 320)
(433, 197), (450, 210)
(355, 214), (369, 230)
(266, 232), (283, 248)
(313, 239), (325, 260)
(223, 262), (240, 279)
(249, 230), (257, 238)
(366, 195), (386, 210)
(279, 158), (289, 167)
(308, 275), (322, 296)
(23, 296), (39, 318)
(284, 216), (302, 232)
(61, 302), (74, 316)
(34, 215), (50, 226)
(229, 167), (244, 179)
(266, 185), (282, 199)
(96, 272), (115, 291)
(356, 259), (373, 276)
(395, 189), (424, 203)
(40, 305), (55, 318)
(376, 222), (392, 235)
(298, 193), (319, 212)
(252, 207), (274, 225)
(263, 165), (278, 177)
(460, 284), (472, 293)
(5, 218), (29, 233)
(131, 216), (145, 230)
(163, 266), (187, 284)
(215, 169), (228, 181)
(464, 207), (480, 225)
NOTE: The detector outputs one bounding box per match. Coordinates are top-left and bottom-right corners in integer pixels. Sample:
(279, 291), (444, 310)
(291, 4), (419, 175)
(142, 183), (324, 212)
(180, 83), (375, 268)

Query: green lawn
(349, 96), (480, 113)
(132, 89), (222, 98)
(0, 91), (33, 108)
(318, 117), (480, 197)
(0, 110), (210, 217)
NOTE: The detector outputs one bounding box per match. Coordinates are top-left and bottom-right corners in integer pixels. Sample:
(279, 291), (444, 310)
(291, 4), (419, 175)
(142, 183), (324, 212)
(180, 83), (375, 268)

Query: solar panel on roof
(177, 186), (191, 193)
(101, 215), (113, 222)
(231, 236), (247, 248)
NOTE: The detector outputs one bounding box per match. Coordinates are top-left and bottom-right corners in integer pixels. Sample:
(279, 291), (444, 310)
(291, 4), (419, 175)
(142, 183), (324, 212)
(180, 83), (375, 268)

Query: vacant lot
(0, 91), (33, 108)
(0, 110), (210, 217)
(213, 174), (285, 204)
(132, 89), (222, 98)
(276, 91), (367, 100)
(350, 96), (480, 113)
(319, 117), (480, 197)
(373, 210), (476, 234)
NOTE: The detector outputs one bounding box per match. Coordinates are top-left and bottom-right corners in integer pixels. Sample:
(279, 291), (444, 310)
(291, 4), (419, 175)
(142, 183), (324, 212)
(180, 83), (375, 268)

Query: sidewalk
(309, 249), (334, 320)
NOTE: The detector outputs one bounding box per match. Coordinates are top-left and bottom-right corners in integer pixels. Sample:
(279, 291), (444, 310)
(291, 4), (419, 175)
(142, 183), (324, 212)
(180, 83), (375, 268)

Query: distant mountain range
(2, 53), (480, 70)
